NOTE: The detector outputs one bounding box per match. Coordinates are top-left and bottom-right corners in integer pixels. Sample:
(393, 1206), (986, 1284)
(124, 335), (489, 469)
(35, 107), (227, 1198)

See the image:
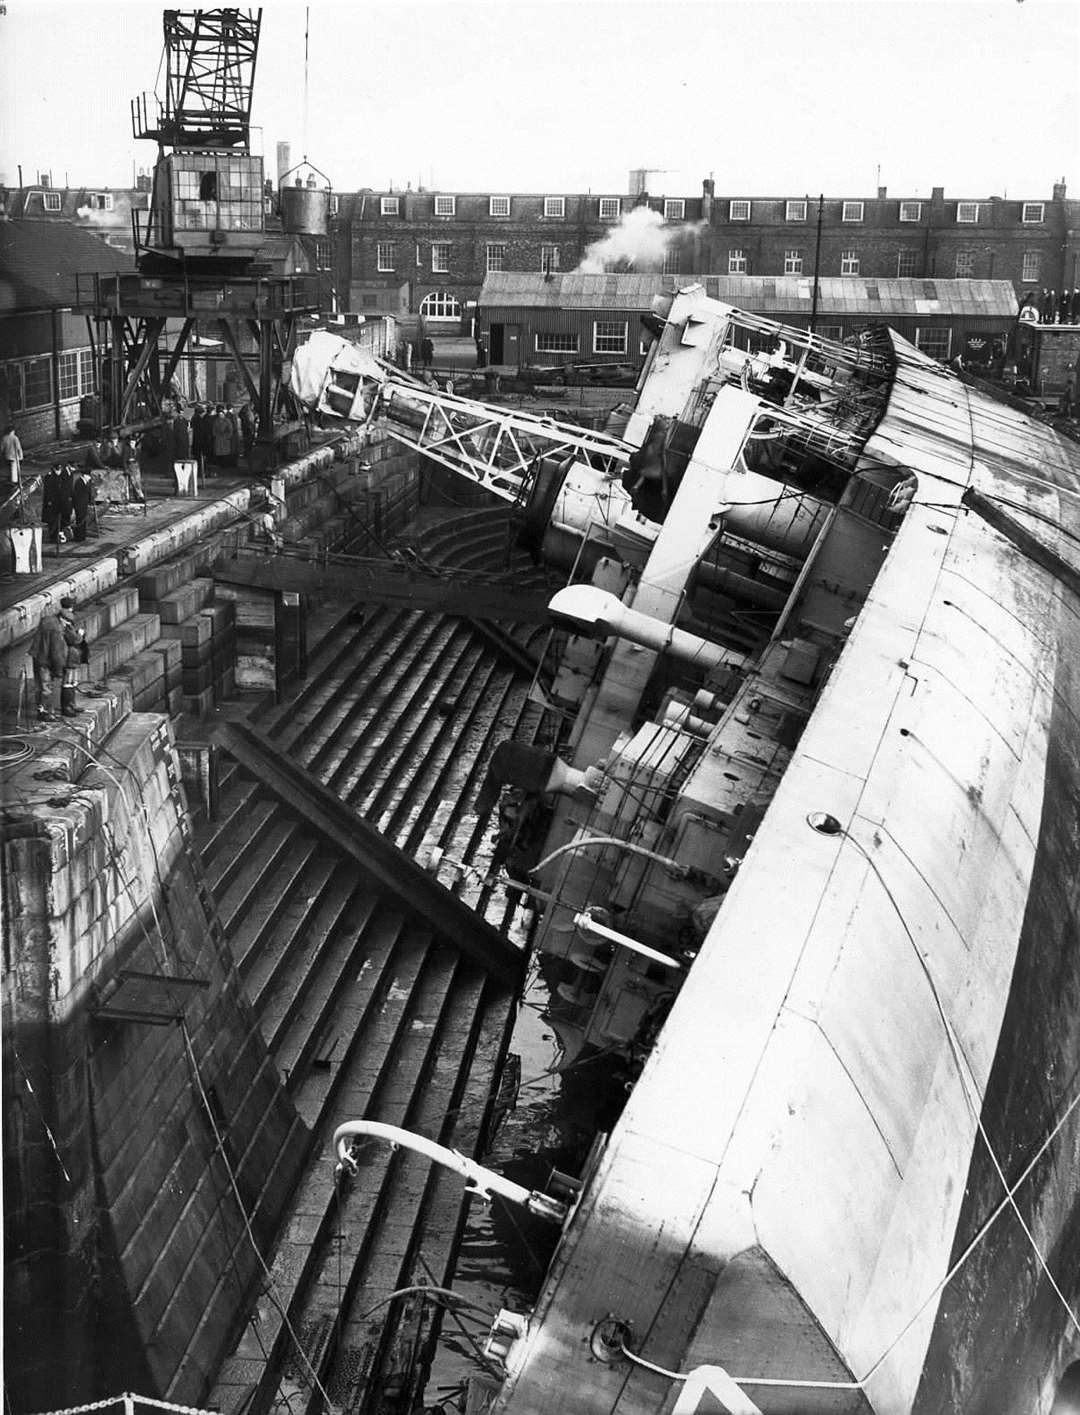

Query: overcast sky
(2, 0), (1077, 200)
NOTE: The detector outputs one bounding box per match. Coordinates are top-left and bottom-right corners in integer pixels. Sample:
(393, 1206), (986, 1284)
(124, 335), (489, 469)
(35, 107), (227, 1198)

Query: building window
(954, 250), (976, 277)
(536, 332), (579, 354)
(729, 199), (751, 221)
(896, 249), (918, 277)
(593, 321), (628, 354)
(842, 201), (864, 222)
(486, 243), (507, 273)
(419, 290), (462, 321)
(664, 199), (685, 221)
(42, 191), (61, 212)
(815, 324), (844, 342)
(916, 327), (952, 361)
(264, 196), (274, 215)
(87, 192), (114, 211)
(434, 195), (456, 217)
(313, 237), (331, 270)
(599, 197), (621, 221)
(58, 352), (80, 401)
(79, 349), (95, 392)
(1021, 251), (1041, 282)
(899, 201), (922, 222)
(544, 196), (565, 218)
(328, 194), (339, 216)
(23, 357), (53, 409)
(785, 199), (807, 222)
(540, 243), (560, 274)
(840, 249), (859, 275)
(380, 196), (399, 215)
(1021, 202), (1045, 224)
(663, 246), (681, 276)
(432, 242), (451, 273)
(728, 249), (747, 274)
(783, 249), (804, 275)
(957, 202), (979, 223)
(376, 242), (395, 272)
(489, 196), (511, 217)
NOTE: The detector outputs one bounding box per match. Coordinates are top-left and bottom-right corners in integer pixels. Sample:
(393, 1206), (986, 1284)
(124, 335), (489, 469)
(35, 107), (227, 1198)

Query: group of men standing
(185, 403), (257, 473)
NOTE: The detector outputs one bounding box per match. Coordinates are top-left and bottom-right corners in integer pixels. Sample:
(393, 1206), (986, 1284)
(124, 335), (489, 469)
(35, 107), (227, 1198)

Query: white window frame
(535, 331), (579, 354)
(434, 195), (456, 217)
(662, 247), (681, 276)
(915, 327), (952, 361)
(1021, 202), (1045, 224)
(663, 198), (685, 221)
(543, 196), (565, 218)
(1021, 251), (1041, 282)
(728, 249), (747, 274)
(489, 196), (511, 217)
(840, 249), (860, 275)
(783, 249), (804, 275)
(42, 191), (61, 212)
(599, 197), (621, 221)
(954, 250), (976, 278)
(486, 242), (507, 274)
(957, 202), (979, 223)
(729, 199), (751, 221)
(540, 243), (560, 275)
(593, 320), (628, 354)
(785, 199), (807, 222)
(328, 194), (339, 215)
(899, 201), (922, 222)
(842, 201), (864, 223)
(431, 242), (451, 274)
(419, 290), (462, 322)
(896, 249), (918, 277)
(88, 192), (114, 211)
(380, 195), (400, 215)
(376, 242), (395, 272)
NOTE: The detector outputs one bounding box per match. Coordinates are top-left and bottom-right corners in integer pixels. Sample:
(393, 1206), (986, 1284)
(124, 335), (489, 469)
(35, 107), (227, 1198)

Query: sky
(1, 0), (1077, 201)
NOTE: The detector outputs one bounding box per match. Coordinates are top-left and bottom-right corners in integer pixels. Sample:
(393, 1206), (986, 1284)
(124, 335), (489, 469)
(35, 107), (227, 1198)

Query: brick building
(334, 177), (1078, 333)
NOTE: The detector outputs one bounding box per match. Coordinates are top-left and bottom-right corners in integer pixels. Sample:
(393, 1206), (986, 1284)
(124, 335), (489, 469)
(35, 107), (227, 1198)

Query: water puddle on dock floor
(423, 929), (626, 1412)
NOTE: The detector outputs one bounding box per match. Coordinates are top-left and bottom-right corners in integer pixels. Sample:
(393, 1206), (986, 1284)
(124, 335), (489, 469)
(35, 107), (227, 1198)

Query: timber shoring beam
(211, 721), (525, 990)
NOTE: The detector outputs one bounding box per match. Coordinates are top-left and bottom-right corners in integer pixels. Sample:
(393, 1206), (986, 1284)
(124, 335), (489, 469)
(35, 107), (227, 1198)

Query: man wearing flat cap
(30, 596), (85, 720)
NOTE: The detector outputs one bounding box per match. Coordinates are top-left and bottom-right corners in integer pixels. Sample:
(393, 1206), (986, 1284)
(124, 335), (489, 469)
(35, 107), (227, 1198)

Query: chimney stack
(702, 175), (714, 222)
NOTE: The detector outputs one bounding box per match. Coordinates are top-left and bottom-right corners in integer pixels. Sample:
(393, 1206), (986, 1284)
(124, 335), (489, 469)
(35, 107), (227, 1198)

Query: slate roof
(0, 220), (134, 310)
(479, 272), (1019, 319)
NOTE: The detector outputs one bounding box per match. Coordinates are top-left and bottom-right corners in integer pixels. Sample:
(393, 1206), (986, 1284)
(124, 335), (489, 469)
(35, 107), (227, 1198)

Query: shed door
(489, 323), (520, 366)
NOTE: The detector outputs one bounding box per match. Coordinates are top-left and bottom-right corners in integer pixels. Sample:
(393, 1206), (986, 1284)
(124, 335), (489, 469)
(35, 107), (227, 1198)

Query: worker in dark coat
(239, 401), (257, 459)
(55, 466), (75, 543)
(41, 466), (62, 542)
(211, 405), (236, 469)
(191, 405), (208, 468)
(30, 597), (76, 719)
(420, 337), (434, 369)
(71, 471), (92, 541)
(172, 411), (192, 461)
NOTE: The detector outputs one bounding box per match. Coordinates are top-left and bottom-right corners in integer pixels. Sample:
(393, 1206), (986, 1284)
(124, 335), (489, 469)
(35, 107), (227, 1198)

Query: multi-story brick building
(334, 177), (1079, 333)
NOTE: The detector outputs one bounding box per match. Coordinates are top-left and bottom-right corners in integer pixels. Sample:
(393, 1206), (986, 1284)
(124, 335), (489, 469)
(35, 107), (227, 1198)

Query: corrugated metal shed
(478, 272), (1018, 319)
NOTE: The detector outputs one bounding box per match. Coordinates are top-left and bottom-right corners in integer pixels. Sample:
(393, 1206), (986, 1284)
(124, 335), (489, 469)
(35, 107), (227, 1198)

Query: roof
(0, 220), (134, 310)
(478, 272), (1019, 319)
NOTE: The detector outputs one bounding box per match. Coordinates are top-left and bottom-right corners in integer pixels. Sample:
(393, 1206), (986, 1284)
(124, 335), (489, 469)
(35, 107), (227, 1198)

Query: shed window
(957, 202), (979, 223)
(80, 349), (95, 392)
(59, 352), (81, 401)
(899, 201), (921, 222)
(536, 332), (579, 353)
(434, 195), (456, 216)
(544, 196), (565, 218)
(593, 321), (628, 354)
(42, 191), (61, 212)
(916, 327), (952, 361)
(432, 242), (451, 273)
(377, 242), (395, 271)
(815, 325), (843, 342)
(842, 201), (864, 222)
(729, 200), (751, 221)
(896, 249), (918, 277)
(785, 200), (807, 222)
(664, 199), (685, 221)
(599, 197), (621, 221)
(840, 249), (860, 275)
(380, 196), (399, 215)
(540, 244), (560, 274)
(1021, 202), (1044, 224)
(23, 357), (53, 409)
(728, 249), (747, 274)
(784, 249), (804, 274)
(489, 196), (511, 217)
(486, 243), (507, 273)
(1021, 251), (1041, 282)
(954, 250), (976, 277)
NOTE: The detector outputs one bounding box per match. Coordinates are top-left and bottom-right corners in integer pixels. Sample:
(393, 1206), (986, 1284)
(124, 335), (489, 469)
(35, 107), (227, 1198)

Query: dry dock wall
(2, 705), (306, 1409)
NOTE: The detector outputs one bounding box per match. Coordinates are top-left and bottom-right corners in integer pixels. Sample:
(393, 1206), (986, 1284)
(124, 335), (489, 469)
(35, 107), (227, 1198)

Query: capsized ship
(304, 284), (1080, 1413)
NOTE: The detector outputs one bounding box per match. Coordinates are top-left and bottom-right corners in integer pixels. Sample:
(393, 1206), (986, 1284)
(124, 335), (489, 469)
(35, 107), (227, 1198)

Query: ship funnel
(548, 586), (740, 671)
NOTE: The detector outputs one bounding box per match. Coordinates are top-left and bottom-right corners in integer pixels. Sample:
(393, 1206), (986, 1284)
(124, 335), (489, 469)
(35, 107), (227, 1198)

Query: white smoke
(576, 205), (704, 274)
(76, 205), (121, 225)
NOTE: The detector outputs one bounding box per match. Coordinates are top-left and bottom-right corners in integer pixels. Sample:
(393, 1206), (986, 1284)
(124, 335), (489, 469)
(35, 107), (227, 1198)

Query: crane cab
(144, 150), (266, 259)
